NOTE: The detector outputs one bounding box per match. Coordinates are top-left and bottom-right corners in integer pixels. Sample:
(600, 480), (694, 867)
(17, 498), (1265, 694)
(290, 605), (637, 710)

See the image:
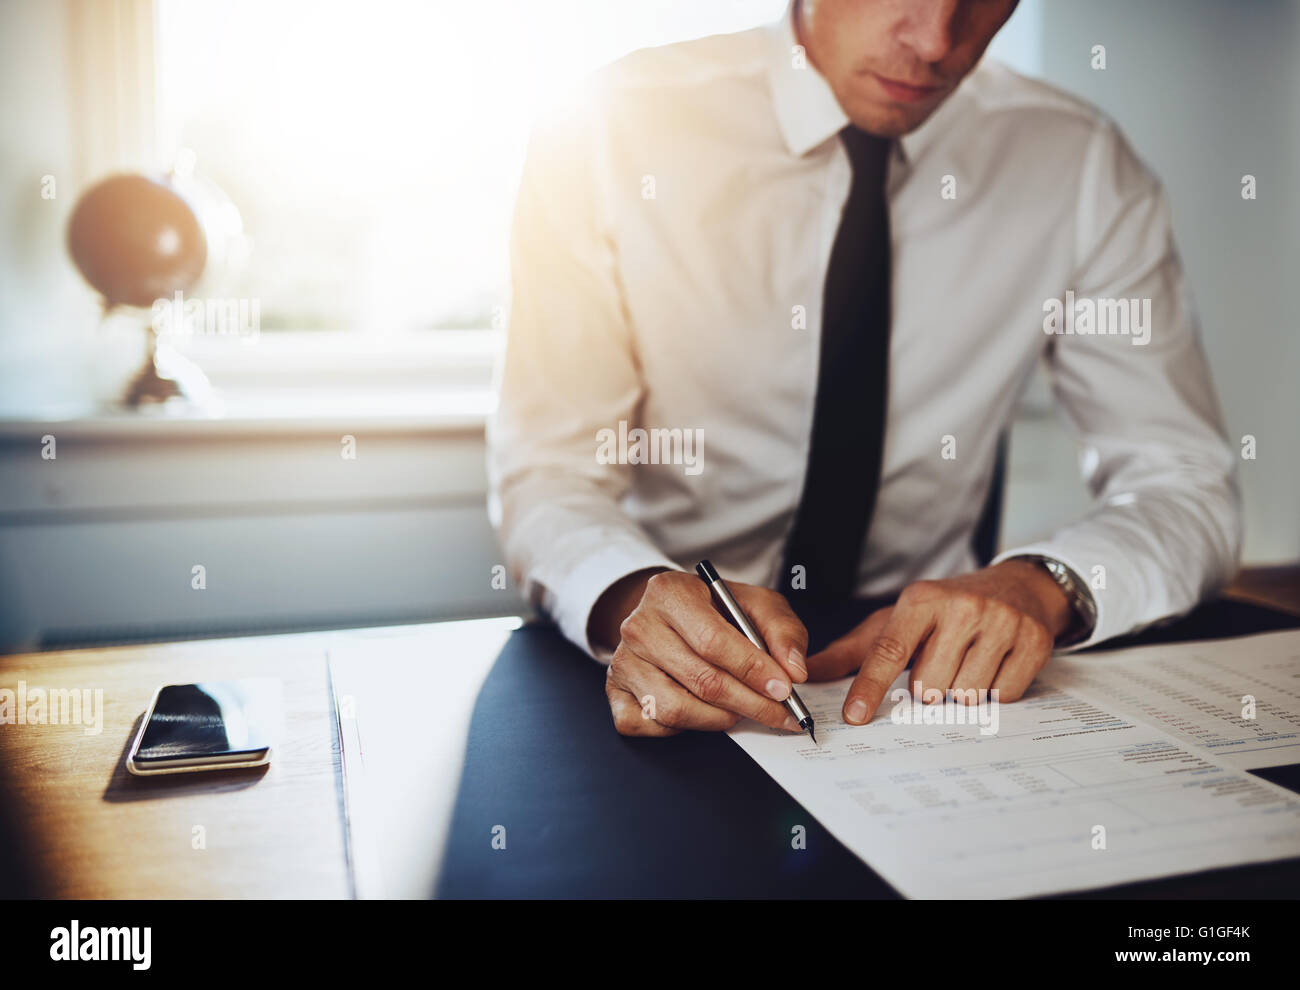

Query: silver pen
(695, 559), (817, 744)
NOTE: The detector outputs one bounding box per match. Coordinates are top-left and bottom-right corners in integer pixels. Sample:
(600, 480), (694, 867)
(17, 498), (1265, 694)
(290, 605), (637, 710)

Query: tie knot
(840, 126), (891, 181)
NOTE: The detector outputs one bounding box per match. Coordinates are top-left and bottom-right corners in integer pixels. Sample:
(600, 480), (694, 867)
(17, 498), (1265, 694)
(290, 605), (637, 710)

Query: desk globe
(67, 173), (213, 406)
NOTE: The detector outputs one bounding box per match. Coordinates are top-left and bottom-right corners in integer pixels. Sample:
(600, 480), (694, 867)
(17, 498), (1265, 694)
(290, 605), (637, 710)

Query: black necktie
(781, 126), (892, 598)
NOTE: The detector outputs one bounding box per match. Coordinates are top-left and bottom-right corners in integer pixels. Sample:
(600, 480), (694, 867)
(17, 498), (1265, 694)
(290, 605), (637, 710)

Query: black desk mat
(436, 597), (1300, 898)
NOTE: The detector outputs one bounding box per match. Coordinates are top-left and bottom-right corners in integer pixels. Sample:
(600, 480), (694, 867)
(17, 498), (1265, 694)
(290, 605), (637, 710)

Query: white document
(329, 617), (523, 898)
(728, 629), (1300, 898)
(1040, 629), (1300, 769)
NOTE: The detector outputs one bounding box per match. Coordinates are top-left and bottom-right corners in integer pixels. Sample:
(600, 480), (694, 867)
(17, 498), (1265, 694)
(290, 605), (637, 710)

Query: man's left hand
(805, 559), (1077, 724)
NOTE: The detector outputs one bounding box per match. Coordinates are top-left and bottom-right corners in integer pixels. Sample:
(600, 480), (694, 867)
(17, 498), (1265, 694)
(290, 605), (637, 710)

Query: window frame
(70, 0), (501, 408)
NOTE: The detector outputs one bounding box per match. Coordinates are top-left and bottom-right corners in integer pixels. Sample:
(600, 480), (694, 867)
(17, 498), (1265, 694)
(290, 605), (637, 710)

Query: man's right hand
(591, 569), (809, 737)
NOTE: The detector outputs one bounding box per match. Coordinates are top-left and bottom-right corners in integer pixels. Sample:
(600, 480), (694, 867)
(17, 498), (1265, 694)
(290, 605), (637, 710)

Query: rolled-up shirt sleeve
(487, 87), (679, 659)
(994, 120), (1242, 650)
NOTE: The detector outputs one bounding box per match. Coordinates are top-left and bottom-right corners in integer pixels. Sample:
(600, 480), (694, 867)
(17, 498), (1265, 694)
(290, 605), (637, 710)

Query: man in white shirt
(488, 0), (1240, 736)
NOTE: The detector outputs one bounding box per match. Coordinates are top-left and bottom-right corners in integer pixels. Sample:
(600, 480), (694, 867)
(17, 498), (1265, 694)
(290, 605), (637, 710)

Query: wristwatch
(1012, 555), (1097, 647)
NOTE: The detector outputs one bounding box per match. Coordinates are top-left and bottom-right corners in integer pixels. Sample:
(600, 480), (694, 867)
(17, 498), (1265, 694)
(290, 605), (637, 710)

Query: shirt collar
(766, 1), (962, 165)
(766, 2), (848, 158)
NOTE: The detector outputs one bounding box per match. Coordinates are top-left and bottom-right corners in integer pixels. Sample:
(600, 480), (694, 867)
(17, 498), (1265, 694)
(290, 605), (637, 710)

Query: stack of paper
(729, 629), (1300, 897)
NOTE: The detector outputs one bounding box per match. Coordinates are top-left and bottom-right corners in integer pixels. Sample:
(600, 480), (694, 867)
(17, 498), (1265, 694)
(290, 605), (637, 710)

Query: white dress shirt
(487, 7), (1241, 659)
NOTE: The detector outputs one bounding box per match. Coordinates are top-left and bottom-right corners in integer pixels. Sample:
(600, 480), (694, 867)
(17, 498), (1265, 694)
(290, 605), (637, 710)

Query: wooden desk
(2, 565), (1296, 899)
(1225, 564), (1300, 617)
(0, 633), (350, 898)
(0, 617), (520, 899)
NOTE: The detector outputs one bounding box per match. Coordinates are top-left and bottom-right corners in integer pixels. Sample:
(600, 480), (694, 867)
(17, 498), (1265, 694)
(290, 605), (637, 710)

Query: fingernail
(783, 716), (800, 732)
(765, 678), (790, 701)
(845, 699), (870, 724)
(786, 648), (807, 679)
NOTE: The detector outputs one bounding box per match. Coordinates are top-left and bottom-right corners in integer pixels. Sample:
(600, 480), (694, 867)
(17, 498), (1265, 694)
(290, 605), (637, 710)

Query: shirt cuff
(543, 542), (682, 662)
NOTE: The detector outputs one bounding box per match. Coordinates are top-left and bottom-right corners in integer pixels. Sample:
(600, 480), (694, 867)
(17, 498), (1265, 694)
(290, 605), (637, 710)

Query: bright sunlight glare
(156, 0), (787, 334)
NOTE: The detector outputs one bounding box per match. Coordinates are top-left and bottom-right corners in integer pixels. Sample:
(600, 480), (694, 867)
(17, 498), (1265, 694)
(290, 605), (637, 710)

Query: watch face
(1058, 572), (1096, 634)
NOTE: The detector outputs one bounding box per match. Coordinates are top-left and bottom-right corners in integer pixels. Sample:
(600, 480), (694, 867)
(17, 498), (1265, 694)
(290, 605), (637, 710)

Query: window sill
(175, 329), (502, 385)
(0, 330), (502, 440)
(0, 388), (495, 440)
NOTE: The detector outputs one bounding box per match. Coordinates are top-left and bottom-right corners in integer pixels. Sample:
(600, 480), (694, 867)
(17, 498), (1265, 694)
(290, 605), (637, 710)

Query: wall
(0, 420), (524, 651)
(998, 0), (1300, 563)
(0, 0), (98, 414)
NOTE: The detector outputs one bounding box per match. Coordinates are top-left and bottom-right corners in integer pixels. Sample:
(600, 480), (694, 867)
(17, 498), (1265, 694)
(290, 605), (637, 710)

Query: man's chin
(843, 95), (945, 139)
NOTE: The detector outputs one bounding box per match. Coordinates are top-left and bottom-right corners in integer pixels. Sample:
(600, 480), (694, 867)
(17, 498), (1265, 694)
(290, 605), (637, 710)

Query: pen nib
(808, 724), (819, 747)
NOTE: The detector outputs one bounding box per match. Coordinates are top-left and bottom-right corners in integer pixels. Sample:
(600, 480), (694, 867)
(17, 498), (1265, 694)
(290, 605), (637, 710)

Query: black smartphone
(126, 679), (280, 776)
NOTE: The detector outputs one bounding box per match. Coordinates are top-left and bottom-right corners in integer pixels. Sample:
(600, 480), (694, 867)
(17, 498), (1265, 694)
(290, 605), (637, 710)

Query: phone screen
(133, 680), (279, 767)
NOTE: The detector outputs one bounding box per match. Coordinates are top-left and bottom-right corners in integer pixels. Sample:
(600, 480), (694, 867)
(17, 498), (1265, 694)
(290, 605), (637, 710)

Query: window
(154, 0), (789, 338)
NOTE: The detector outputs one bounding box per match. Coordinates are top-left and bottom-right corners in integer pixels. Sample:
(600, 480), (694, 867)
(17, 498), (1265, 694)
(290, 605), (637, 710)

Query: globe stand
(122, 325), (212, 407)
